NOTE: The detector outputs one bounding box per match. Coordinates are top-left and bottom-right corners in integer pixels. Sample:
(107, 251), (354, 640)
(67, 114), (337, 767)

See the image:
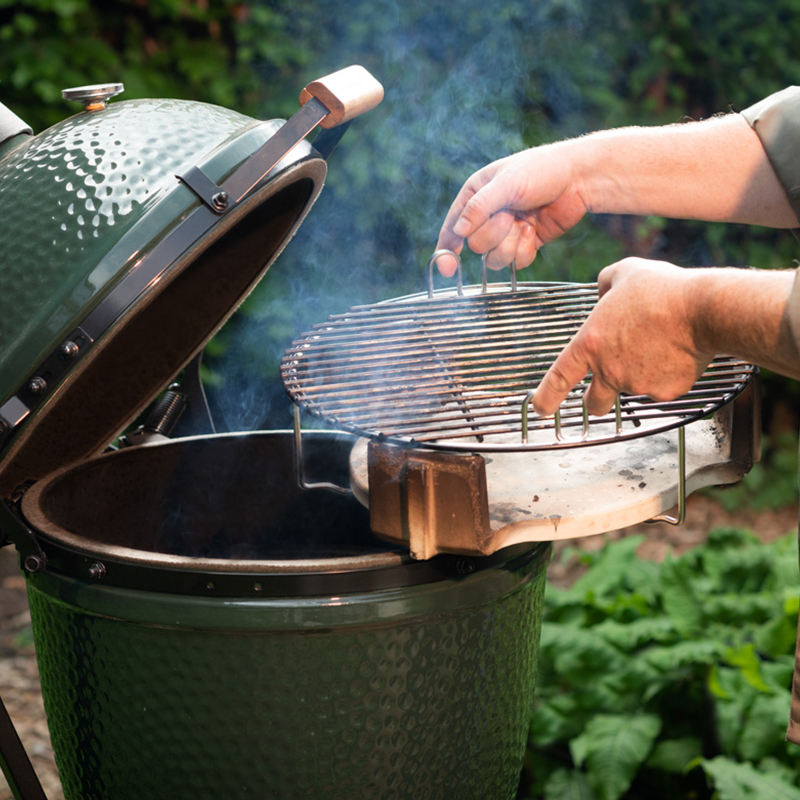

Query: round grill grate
(281, 281), (757, 452)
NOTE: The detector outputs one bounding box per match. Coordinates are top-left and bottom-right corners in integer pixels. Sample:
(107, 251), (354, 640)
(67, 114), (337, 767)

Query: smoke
(208, 0), (602, 432)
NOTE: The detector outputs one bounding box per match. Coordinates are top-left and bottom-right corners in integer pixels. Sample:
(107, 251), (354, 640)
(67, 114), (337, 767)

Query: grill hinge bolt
(59, 340), (80, 360)
(28, 377), (47, 396)
(23, 554), (46, 573)
(88, 562), (106, 580)
(211, 191), (229, 212)
(456, 557), (477, 575)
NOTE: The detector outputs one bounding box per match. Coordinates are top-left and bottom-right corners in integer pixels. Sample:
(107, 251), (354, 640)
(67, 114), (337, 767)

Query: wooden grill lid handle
(300, 65), (384, 129)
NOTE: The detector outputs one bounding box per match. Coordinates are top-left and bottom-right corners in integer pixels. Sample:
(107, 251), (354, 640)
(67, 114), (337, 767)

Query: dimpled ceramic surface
(0, 98), (271, 400)
(26, 549), (548, 800)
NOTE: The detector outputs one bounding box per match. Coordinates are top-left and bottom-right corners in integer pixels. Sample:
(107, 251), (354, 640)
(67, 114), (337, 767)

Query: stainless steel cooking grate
(281, 281), (758, 452)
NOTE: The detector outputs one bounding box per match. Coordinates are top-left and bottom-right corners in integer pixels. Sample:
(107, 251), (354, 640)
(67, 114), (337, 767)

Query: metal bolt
(23, 554), (45, 573)
(456, 557), (477, 575)
(28, 377), (47, 396)
(88, 561), (106, 580)
(211, 191), (229, 212)
(59, 340), (80, 360)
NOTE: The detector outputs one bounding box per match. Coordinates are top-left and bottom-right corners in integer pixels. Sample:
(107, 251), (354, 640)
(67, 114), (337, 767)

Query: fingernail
(453, 217), (470, 237)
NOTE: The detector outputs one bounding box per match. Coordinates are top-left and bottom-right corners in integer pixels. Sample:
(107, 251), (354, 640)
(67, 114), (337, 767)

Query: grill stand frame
(0, 690), (47, 800)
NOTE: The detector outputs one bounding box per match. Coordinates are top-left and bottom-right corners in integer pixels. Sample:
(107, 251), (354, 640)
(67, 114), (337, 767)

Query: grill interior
(281, 282), (757, 452)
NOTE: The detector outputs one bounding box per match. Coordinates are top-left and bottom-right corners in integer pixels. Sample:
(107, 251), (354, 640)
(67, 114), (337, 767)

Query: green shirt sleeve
(741, 86), (800, 224)
(788, 269), (800, 359)
(744, 88), (800, 749)
(742, 88), (800, 359)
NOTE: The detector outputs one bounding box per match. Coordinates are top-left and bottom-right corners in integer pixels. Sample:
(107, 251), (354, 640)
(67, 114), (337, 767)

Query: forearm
(688, 267), (800, 378)
(438, 92), (800, 272)
(568, 113), (799, 228)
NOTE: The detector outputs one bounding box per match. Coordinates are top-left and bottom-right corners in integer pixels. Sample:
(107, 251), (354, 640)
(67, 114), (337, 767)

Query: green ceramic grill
(0, 69), (550, 800)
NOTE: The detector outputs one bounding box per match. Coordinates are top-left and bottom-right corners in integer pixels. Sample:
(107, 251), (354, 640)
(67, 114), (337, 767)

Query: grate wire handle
(647, 425), (687, 525)
(428, 249), (519, 298)
(292, 405), (352, 495)
(481, 253), (517, 293)
(428, 249), (463, 298)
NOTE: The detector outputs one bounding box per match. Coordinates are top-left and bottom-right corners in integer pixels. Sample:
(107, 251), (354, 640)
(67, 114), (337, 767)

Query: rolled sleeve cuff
(741, 87), (800, 225)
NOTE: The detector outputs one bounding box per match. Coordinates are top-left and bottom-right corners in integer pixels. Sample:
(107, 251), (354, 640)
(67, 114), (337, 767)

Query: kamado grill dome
(0, 75), (356, 494)
(0, 69), (557, 800)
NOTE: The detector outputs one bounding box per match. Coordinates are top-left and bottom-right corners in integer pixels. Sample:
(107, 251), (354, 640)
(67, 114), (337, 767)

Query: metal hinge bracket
(176, 166), (231, 214)
(0, 494), (46, 573)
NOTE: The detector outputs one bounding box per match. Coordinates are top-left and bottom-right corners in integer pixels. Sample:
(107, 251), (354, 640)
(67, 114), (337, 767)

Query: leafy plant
(521, 528), (800, 799)
(0, 0), (309, 130)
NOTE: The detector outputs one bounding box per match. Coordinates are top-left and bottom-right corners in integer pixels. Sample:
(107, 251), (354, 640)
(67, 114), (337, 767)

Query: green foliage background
(3, 0), (800, 796)
(6, 0), (800, 432)
(526, 529), (800, 799)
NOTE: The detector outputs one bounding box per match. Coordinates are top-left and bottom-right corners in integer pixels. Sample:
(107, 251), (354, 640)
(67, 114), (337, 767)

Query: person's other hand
(435, 144), (589, 277)
(532, 258), (715, 417)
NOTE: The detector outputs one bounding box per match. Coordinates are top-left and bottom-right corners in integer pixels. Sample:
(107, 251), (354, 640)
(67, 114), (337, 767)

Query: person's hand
(435, 144), (589, 276)
(532, 258), (715, 417)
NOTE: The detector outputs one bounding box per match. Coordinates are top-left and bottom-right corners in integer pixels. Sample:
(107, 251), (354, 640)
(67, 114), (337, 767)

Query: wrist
(683, 267), (799, 372)
(560, 128), (648, 216)
(682, 269), (719, 358)
(557, 134), (611, 216)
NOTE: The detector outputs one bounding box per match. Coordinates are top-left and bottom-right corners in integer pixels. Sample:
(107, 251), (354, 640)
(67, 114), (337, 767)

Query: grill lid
(0, 67), (383, 494)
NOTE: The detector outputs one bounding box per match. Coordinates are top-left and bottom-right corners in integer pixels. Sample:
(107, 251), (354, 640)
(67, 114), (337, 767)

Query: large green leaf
(529, 694), (584, 747)
(738, 690), (794, 761)
(704, 592), (780, 626)
(724, 643), (773, 694)
(659, 557), (703, 634)
(645, 737), (703, 773)
(641, 638), (724, 673)
(544, 768), (597, 800)
(570, 713), (662, 800)
(593, 616), (677, 651)
(698, 756), (800, 800)
(711, 668), (758, 757)
(539, 623), (626, 679)
(561, 535), (647, 602)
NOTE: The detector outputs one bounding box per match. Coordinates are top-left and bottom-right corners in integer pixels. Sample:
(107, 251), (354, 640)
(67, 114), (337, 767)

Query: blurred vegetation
(523, 529), (800, 799)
